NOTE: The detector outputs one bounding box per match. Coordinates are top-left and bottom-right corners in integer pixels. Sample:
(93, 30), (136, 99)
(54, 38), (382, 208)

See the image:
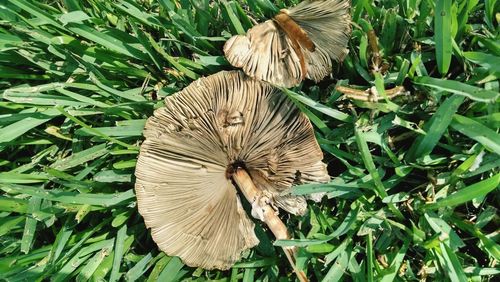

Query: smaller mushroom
(224, 0), (351, 88)
(135, 71), (329, 278)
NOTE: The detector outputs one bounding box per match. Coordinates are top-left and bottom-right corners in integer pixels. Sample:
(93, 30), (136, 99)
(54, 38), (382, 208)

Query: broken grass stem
(336, 85), (406, 102)
(232, 168), (308, 282)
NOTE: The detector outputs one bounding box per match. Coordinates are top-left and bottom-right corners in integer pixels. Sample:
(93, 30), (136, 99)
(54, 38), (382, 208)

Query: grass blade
(221, 1), (245, 35)
(109, 224), (127, 282)
(425, 172), (500, 210)
(77, 246), (113, 281)
(124, 253), (153, 281)
(434, 0), (453, 75)
(67, 24), (148, 61)
(406, 95), (465, 161)
(354, 128), (404, 219)
(413, 76), (499, 102)
(366, 231), (374, 282)
(450, 114), (500, 155)
(322, 251), (349, 282)
(2, 184), (135, 207)
(463, 51), (500, 73)
(56, 107), (139, 150)
(424, 212), (465, 250)
(0, 108), (60, 144)
(47, 219), (73, 266)
(20, 196), (41, 254)
(379, 239), (409, 282)
(50, 144), (108, 171)
(284, 88), (352, 122)
(158, 256), (184, 282)
(53, 239), (114, 282)
(436, 243), (468, 281)
(10, 0), (65, 29)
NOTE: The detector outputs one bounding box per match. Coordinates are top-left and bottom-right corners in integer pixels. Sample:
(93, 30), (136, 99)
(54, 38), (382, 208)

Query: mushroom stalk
(232, 168), (308, 282)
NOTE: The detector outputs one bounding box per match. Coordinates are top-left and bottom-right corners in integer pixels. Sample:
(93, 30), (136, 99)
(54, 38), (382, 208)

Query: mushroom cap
(288, 0), (351, 63)
(135, 71), (329, 270)
(223, 0), (351, 88)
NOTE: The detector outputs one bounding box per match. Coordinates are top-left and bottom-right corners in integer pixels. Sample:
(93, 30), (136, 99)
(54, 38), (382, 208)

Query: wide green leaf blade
(434, 0), (453, 75)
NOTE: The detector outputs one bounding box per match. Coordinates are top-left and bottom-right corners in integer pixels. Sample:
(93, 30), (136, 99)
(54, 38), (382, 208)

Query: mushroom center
(225, 159), (247, 179)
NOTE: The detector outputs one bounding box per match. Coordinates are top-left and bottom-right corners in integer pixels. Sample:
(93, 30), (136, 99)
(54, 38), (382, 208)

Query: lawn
(0, 0), (499, 281)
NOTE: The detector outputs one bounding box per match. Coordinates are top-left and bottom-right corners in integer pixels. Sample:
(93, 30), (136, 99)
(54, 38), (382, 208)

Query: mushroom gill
(134, 71), (329, 270)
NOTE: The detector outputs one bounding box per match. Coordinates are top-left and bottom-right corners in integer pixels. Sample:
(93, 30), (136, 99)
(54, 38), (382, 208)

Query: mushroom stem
(232, 168), (309, 282)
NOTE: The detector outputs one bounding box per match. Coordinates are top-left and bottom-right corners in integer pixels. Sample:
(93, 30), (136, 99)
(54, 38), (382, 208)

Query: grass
(0, 0), (499, 281)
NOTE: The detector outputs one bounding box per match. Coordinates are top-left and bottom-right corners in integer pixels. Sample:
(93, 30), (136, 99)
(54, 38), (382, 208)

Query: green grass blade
(221, 0), (245, 35)
(75, 125), (143, 137)
(47, 219), (74, 266)
(413, 76), (499, 102)
(354, 129), (404, 219)
(55, 88), (110, 108)
(484, 0), (496, 29)
(366, 231), (374, 282)
(58, 10), (90, 25)
(50, 144), (108, 171)
(77, 246), (113, 282)
(379, 239), (409, 282)
(53, 239), (114, 282)
(322, 251), (349, 282)
(124, 253), (153, 281)
(10, 0), (65, 29)
(463, 51), (500, 73)
(0, 108), (60, 144)
(450, 114), (500, 155)
(434, 0), (453, 75)
(66, 24), (148, 61)
(437, 243), (468, 281)
(2, 184), (135, 207)
(0, 216), (24, 237)
(0, 197), (28, 213)
(252, 0), (279, 16)
(109, 224), (127, 282)
(406, 95), (465, 161)
(424, 212), (465, 251)
(477, 37), (500, 56)
(292, 181), (363, 196)
(354, 130), (385, 197)
(3, 91), (88, 107)
(157, 256), (184, 282)
(0, 172), (48, 184)
(284, 88), (352, 122)
(114, 0), (163, 28)
(128, 28), (162, 74)
(425, 172), (500, 210)
(147, 256), (171, 282)
(147, 33), (199, 80)
(20, 196), (41, 254)
(324, 238), (350, 265)
(56, 107), (139, 150)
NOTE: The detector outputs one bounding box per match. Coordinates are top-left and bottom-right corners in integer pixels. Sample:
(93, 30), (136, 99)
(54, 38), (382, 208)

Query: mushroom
(134, 71), (329, 274)
(223, 0), (351, 88)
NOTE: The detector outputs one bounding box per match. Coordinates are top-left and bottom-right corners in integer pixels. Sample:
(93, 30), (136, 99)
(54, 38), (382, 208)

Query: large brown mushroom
(134, 71), (329, 272)
(224, 0), (351, 88)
